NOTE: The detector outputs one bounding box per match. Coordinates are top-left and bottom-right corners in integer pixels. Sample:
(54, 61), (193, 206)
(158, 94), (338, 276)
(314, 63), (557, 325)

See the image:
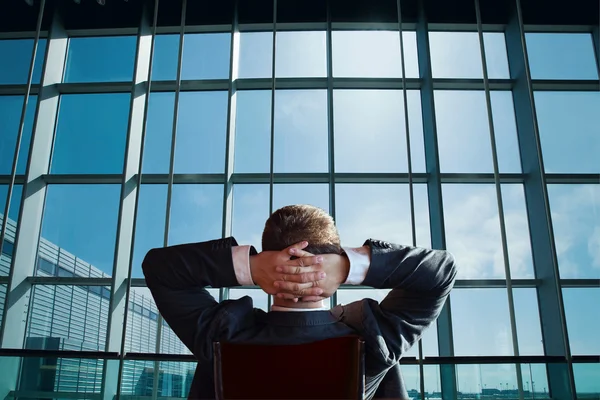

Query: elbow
(442, 250), (458, 289)
(141, 248), (162, 276)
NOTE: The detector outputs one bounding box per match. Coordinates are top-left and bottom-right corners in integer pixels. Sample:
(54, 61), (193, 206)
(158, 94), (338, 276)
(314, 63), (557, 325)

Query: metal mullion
(426, 23), (505, 32)
(559, 279), (600, 288)
(0, 31), (48, 40)
(531, 80), (600, 91)
(57, 82), (134, 94)
(41, 174), (124, 184)
(239, 22), (327, 32)
(0, 85), (41, 96)
(65, 28), (139, 37)
(523, 24), (597, 34)
(331, 22), (415, 31)
(27, 277), (112, 286)
(474, 2), (524, 398)
(543, 173), (600, 184)
(0, 0), (45, 279)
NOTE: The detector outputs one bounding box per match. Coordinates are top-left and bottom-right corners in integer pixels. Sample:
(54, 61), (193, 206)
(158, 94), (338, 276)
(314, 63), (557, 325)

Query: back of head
(262, 204), (342, 255)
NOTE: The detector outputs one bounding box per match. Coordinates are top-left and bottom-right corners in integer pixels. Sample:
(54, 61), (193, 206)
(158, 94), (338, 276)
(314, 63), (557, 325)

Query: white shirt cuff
(342, 246), (371, 285)
(232, 245), (254, 286)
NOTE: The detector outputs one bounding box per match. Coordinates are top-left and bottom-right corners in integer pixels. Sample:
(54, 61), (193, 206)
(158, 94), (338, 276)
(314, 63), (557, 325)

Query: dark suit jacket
(142, 237), (457, 400)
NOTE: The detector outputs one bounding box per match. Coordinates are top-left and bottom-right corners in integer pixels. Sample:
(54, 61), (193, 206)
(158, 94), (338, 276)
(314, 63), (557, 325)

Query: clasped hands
(249, 241), (349, 303)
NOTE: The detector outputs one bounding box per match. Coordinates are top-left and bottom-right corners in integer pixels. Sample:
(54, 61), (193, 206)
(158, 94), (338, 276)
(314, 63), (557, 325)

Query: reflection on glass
(238, 32), (272, 79)
(232, 185), (269, 251)
(513, 289), (543, 355)
(334, 90), (424, 173)
(443, 184), (504, 279)
(52, 94), (130, 174)
(39, 185), (120, 276)
(142, 92), (175, 174)
(274, 90), (327, 173)
(0, 95), (38, 175)
(336, 184), (413, 247)
(152, 35), (180, 81)
(276, 31), (326, 77)
(229, 289), (268, 312)
(562, 288), (600, 355)
(451, 289), (513, 356)
(234, 90), (271, 173)
(120, 360), (197, 397)
(64, 36), (136, 83)
(573, 363), (600, 398)
(535, 91), (600, 173)
(169, 184), (223, 246)
(332, 31), (418, 78)
(547, 185), (600, 279)
(26, 285), (110, 351)
(455, 364), (517, 397)
(0, 185), (23, 277)
(181, 33), (231, 80)
(0, 38), (46, 84)
(502, 185), (534, 279)
(132, 185), (167, 278)
(273, 184), (329, 214)
(520, 363), (550, 398)
(174, 91), (228, 174)
(526, 33), (598, 80)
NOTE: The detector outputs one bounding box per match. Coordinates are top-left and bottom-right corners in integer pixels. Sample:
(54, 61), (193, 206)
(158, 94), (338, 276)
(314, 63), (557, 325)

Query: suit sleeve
(141, 237), (245, 360)
(339, 239), (457, 365)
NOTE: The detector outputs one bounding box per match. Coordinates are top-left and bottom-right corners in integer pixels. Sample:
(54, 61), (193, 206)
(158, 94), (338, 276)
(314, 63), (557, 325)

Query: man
(143, 204), (457, 399)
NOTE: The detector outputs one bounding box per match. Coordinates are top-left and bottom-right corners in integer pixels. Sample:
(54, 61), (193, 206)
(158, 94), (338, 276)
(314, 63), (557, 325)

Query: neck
(272, 297), (326, 309)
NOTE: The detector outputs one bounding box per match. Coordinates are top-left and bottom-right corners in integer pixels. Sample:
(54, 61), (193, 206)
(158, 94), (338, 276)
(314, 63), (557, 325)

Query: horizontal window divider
(240, 22), (328, 32)
(560, 279), (600, 287)
(335, 173), (429, 184)
(432, 78), (513, 90)
(57, 82), (134, 95)
(545, 174), (600, 184)
(523, 24), (597, 33)
(139, 174), (225, 184)
(65, 28), (139, 37)
(179, 79), (230, 91)
(42, 174), (126, 184)
(0, 31), (49, 39)
(0, 85), (41, 96)
(124, 352), (195, 361)
(7, 391), (102, 400)
(424, 355), (567, 364)
(454, 279), (540, 288)
(571, 355), (600, 363)
(0, 348), (119, 359)
(439, 173), (525, 183)
(334, 78), (422, 90)
(26, 277), (112, 286)
(426, 23), (505, 32)
(531, 80), (600, 91)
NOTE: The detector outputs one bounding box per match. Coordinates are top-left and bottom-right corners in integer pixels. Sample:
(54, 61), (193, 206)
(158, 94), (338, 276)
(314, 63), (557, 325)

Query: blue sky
(1, 31), (599, 394)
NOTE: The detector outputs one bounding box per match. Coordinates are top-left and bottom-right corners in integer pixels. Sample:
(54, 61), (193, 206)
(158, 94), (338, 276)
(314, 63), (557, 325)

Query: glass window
(573, 363), (600, 398)
(520, 363), (549, 397)
(274, 90), (328, 173)
(0, 184), (23, 277)
(181, 33), (231, 80)
(423, 365), (442, 396)
(142, 92), (174, 174)
(0, 39), (46, 84)
(451, 289), (513, 356)
(513, 289), (543, 355)
(51, 94), (130, 174)
(562, 288), (600, 355)
(152, 35), (180, 81)
(37, 258), (57, 276)
(120, 360), (197, 397)
(132, 184), (167, 278)
(168, 184), (223, 246)
(547, 185), (600, 279)
(39, 185), (120, 277)
(455, 364), (517, 396)
(332, 31), (418, 78)
(0, 95), (38, 175)
(0, 285), (5, 331)
(502, 184), (534, 279)
(276, 31), (326, 78)
(232, 184), (269, 251)
(334, 90), (424, 173)
(535, 91), (600, 173)
(491, 91), (521, 173)
(413, 184), (431, 248)
(174, 91), (228, 174)
(238, 32), (272, 79)
(335, 184), (414, 247)
(64, 36), (137, 83)
(233, 90), (271, 173)
(483, 32), (510, 79)
(229, 289), (268, 312)
(273, 184), (329, 214)
(526, 33), (598, 80)
(399, 365), (420, 394)
(443, 184), (504, 279)
(25, 285), (110, 351)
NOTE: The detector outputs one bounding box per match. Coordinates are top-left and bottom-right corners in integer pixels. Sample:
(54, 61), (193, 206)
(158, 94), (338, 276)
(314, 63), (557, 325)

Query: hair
(262, 204), (342, 255)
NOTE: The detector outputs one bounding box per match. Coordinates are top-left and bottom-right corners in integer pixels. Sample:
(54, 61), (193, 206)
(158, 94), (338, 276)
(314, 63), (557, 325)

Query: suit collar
(257, 306), (343, 326)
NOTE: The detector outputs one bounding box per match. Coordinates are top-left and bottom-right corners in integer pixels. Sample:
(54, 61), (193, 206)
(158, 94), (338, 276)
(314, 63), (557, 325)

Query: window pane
(234, 90), (271, 173)
(443, 184), (504, 279)
(142, 92), (174, 174)
(526, 33), (598, 80)
(451, 289), (513, 356)
(273, 184), (329, 213)
(513, 289), (543, 355)
(483, 32), (509, 79)
(152, 35), (179, 81)
(423, 365), (442, 396)
(414, 184), (431, 248)
(333, 31), (418, 78)
(274, 90), (327, 173)
(120, 360), (196, 397)
(491, 91), (521, 173)
(0, 285), (5, 331)
(276, 31), (326, 77)
(547, 184), (600, 279)
(520, 363), (549, 398)
(51, 94), (130, 174)
(0, 95), (37, 175)
(455, 364), (517, 397)
(181, 33), (230, 80)
(0, 184), (22, 277)
(239, 32), (272, 79)
(232, 184), (269, 251)
(174, 91), (228, 174)
(65, 36), (137, 83)
(573, 363), (600, 398)
(0, 39), (46, 84)
(39, 185), (120, 276)
(132, 185), (167, 278)
(168, 184), (223, 246)
(430, 32), (482, 79)
(336, 184), (413, 247)
(229, 289), (268, 312)
(26, 285), (110, 351)
(400, 365), (420, 396)
(502, 184), (534, 279)
(535, 91), (600, 173)
(563, 288), (600, 355)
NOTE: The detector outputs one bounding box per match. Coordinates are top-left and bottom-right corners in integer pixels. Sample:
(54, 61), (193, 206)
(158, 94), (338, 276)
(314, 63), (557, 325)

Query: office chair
(214, 336), (365, 399)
